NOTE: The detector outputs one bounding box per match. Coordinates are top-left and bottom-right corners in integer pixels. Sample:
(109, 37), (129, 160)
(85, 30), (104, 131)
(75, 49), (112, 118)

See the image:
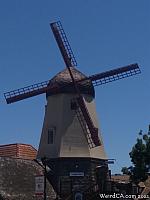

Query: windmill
(4, 21), (141, 199)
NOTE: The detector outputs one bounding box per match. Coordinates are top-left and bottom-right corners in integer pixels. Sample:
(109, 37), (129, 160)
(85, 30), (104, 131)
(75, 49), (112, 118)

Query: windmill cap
(46, 67), (95, 98)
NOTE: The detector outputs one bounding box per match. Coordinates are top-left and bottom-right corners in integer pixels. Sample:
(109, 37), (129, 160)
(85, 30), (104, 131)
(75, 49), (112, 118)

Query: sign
(69, 172), (84, 177)
(35, 175), (44, 195)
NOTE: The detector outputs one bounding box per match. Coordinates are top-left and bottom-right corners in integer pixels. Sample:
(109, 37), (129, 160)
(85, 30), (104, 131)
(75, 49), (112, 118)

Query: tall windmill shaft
(37, 91), (107, 198)
(37, 66), (107, 198)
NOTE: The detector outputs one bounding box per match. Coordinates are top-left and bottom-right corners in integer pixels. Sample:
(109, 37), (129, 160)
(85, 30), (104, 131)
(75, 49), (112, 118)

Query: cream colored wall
(37, 93), (107, 160)
(84, 95), (107, 159)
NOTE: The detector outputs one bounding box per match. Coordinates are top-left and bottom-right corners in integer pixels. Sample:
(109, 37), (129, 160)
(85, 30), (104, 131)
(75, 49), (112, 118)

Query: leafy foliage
(122, 125), (150, 184)
(121, 167), (131, 175)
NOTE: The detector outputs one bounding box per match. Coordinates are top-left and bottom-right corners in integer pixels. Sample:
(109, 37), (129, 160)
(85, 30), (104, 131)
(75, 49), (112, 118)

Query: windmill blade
(68, 63), (140, 147)
(51, 21), (101, 147)
(50, 21), (77, 68)
(88, 63), (141, 86)
(5, 63), (140, 104)
(76, 96), (101, 147)
(71, 97), (101, 148)
(4, 80), (50, 104)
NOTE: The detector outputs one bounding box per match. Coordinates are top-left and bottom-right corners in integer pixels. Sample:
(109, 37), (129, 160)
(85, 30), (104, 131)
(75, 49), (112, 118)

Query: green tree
(122, 125), (150, 184)
(121, 167), (131, 175)
(129, 137), (148, 184)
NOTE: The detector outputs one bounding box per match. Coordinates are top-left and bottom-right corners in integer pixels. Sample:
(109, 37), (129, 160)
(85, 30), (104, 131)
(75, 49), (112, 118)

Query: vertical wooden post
(43, 159), (47, 200)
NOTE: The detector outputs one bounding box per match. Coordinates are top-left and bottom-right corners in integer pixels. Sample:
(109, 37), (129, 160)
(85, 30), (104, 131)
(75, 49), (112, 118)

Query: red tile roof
(0, 143), (37, 160)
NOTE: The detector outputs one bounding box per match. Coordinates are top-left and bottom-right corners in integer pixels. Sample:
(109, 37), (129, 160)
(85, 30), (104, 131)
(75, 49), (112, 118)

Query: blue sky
(0, 0), (150, 173)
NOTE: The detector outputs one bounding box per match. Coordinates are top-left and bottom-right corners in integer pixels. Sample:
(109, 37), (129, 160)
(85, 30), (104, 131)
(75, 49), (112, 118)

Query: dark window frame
(48, 127), (55, 144)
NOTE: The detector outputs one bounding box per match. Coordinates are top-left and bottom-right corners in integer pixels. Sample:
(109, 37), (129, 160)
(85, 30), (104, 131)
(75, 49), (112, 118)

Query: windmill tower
(4, 21), (141, 199)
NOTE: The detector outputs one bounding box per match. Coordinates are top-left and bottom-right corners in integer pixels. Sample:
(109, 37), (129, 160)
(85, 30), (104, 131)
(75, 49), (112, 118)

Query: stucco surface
(0, 157), (55, 200)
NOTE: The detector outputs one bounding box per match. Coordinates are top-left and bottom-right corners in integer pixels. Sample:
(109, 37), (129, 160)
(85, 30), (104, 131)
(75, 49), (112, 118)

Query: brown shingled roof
(46, 67), (95, 97)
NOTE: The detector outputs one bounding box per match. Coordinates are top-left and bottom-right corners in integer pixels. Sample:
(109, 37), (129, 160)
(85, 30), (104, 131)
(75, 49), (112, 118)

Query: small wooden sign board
(35, 175), (44, 196)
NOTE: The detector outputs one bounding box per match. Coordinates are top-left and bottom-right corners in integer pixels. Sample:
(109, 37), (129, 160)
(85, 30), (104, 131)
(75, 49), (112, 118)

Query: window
(48, 127), (55, 144)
